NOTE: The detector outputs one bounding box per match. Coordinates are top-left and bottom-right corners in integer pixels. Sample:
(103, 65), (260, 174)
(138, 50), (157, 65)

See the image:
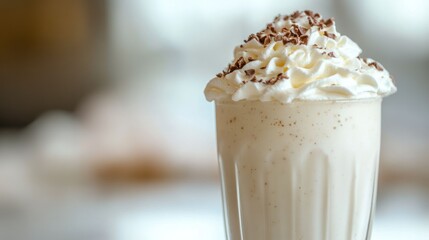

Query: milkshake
(205, 10), (396, 240)
(216, 99), (380, 240)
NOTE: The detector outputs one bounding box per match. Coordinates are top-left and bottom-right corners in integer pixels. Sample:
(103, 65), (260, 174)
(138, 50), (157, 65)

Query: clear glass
(215, 99), (382, 240)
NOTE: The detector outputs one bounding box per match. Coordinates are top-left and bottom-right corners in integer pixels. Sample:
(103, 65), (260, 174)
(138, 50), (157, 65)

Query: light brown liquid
(216, 99), (381, 240)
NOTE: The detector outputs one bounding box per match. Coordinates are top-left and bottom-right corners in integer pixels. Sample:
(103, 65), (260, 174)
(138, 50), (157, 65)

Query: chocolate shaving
(300, 35), (309, 45)
(265, 73), (289, 85)
(256, 32), (265, 39)
(308, 16), (316, 26)
(266, 78), (277, 85)
(368, 62), (383, 71)
(313, 44), (321, 49)
(242, 72), (290, 86)
(289, 38), (298, 45)
(255, 31), (273, 46)
(219, 11), (341, 82)
(258, 34), (266, 44)
(304, 10), (314, 17)
(236, 57), (246, 68)
(227, 65), (236, 73)
(292, 11), (301, 18)
(324, 31), (336, 39)
(282, 38), (289, 45)
(244, 69), (256, 76)
(263, 36), (271, 45)
(245, 34), (258, 43)
(290, 24), (301, 36)
(324, 18), (334, 27)
(297, 26), (307, 36)
(224, 57), (247, 75)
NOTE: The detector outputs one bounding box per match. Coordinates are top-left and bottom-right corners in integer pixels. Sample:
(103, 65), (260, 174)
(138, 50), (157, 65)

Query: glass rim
(214, 97), (383, 105)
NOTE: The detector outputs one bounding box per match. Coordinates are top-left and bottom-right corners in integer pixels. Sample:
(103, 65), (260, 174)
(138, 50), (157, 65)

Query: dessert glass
(215, 98), (381, 240)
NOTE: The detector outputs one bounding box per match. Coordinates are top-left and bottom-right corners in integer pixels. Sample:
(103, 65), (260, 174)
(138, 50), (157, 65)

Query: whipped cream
(204, 11), (397, 103)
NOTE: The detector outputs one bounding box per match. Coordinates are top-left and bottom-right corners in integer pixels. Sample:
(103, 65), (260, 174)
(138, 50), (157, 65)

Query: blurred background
(0, 0), (428, 239)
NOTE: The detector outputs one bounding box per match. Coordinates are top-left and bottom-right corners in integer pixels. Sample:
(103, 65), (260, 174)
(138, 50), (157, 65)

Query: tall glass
(215, 99), (381, 240)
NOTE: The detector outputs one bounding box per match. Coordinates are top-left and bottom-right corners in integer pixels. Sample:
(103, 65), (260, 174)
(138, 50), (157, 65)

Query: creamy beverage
(204, 10), (396, 240)
(216, 99), (380, 240)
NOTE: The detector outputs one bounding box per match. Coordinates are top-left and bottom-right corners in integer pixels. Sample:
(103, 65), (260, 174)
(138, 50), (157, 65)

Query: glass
(215, 99), (382, 240)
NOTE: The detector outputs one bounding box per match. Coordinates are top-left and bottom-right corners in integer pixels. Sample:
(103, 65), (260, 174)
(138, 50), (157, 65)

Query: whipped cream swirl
(204, 11), (397, 103)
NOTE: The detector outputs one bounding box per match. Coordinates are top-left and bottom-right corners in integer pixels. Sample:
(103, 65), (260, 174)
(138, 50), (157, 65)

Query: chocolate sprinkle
(245, 69), (256, 76)
(324, 31), (336, 39)
(297, 26), (307, 35)
(304, 10), (314, 16)
(325, 18), (334, 27)
(244, 34), (258, 43)
(217, 11), (343, 85)
(292, 11), (301, 18)
(263, 36), (271, 45)
(308, 16), (316, 26)
(327, 52), (336, 57)
(300, 35), (309, 45)
(360, 57), (383, 71)
(236, 57), (246, 68)
(369, 62), (383, 71)
(289, 38), (298, 45)
(224, 57), (247, 74)
(266, 78), (277, 85)
(265, 73), (289, 85)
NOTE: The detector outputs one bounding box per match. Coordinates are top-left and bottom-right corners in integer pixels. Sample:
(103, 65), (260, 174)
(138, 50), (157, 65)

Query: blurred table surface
(0, 179), (428, 240)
